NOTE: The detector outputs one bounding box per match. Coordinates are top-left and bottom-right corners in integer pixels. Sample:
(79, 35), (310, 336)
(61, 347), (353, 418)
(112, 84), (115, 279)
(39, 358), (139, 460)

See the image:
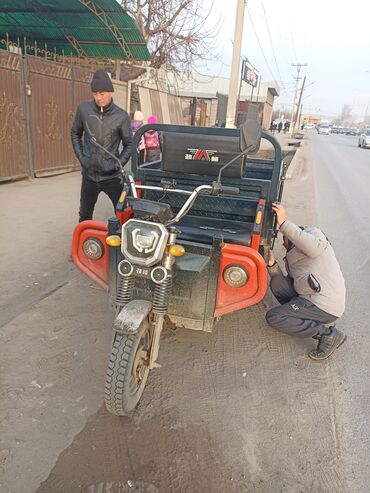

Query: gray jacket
(271, 220), (346, 317)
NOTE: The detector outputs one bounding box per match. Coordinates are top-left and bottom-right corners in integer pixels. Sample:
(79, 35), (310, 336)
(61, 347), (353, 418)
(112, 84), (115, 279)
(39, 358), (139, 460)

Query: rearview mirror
(239, 104), (262, 154)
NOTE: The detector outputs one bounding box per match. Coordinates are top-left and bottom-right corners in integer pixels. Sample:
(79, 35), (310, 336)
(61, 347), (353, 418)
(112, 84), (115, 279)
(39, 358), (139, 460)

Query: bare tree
(120, 0), (219, 77)
(334, 104), (353, 126)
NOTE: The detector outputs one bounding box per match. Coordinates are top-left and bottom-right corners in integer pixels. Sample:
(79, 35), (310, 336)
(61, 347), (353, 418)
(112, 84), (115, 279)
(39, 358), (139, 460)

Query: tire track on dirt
(0, 266), (78, 329)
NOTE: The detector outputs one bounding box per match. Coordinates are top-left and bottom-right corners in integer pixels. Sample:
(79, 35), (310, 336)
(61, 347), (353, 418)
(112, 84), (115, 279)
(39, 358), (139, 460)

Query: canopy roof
(0, 0), (150, 61)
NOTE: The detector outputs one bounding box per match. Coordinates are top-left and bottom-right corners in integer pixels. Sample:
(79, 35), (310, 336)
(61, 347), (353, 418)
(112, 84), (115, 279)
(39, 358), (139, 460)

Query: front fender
(214, 243), (267, 317)
(113, 300), (152, 335)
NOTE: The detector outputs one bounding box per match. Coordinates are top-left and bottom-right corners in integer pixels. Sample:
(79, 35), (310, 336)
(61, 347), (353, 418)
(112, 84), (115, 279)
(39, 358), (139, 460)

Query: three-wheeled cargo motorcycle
(72, 109), (289, 416)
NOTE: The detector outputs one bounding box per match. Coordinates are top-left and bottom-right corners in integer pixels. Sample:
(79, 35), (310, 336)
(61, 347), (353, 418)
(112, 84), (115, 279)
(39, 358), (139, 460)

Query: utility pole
(294, 76), (306, 132)
(290, 63), (307, 136)
(225, 0), (246, 128)
(255, 71), (261, 103)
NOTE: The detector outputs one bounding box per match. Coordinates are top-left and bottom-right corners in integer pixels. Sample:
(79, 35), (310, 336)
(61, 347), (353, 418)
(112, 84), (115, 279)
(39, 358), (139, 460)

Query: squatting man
(265, 203), (346, 360)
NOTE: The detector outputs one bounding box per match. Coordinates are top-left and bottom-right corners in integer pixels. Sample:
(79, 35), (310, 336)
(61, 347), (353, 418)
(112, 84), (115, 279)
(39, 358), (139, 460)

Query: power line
(274, 21), (295, 78)
(260, 0), (288, 95)
(245, 2), (277, 83)
(287, 2), (299, 64)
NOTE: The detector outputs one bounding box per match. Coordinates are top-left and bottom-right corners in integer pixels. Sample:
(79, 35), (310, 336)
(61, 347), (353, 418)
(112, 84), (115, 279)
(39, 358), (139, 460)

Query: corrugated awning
(0, 0), (151, 61)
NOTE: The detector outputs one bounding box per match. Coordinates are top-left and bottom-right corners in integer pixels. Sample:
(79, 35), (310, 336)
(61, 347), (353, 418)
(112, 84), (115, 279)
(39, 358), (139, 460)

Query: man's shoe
(308, 327), (347, 360)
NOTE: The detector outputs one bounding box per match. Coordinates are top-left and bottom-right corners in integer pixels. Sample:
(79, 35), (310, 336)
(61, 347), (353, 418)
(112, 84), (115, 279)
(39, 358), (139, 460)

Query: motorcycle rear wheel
(105, 319), (151, 416)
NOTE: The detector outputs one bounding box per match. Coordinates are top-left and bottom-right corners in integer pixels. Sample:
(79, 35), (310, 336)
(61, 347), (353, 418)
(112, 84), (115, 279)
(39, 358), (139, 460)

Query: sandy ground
(0, 134), (350, 492)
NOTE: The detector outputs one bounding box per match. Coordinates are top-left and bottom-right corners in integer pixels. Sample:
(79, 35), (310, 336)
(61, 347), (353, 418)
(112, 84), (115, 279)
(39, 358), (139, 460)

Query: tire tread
(104, 323), (149, 416)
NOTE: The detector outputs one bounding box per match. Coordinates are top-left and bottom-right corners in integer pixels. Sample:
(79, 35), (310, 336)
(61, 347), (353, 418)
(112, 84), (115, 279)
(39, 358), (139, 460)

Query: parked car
(358, 130), (370, 148)
(317, 124), (331, 135)
(331, 127), (341, 134)
(346, 128), (359, 136)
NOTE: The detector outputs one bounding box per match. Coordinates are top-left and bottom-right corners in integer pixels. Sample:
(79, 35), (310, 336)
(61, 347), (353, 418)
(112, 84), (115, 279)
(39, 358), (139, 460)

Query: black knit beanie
(91, 70), (114, 92)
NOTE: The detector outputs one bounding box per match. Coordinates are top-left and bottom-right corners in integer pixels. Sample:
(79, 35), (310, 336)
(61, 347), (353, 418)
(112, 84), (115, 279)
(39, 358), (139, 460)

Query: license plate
(133, 265), (151, 279)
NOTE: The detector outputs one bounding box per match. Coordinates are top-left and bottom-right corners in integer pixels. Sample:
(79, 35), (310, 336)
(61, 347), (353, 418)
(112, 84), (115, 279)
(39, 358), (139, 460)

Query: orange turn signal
(169, 244), (185, 257)
(106, 235), (121, 247)
(118, 190), (127, 204)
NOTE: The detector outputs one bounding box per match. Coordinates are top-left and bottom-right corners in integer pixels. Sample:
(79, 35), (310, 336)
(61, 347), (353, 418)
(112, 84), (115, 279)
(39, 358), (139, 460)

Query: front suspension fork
(148, 228), (177, 369)
(149, 273), (173, 369)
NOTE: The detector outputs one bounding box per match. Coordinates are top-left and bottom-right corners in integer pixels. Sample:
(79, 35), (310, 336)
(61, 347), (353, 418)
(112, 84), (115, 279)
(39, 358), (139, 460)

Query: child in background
(144, 115), (161, 162)
(131, 110), (145, 163)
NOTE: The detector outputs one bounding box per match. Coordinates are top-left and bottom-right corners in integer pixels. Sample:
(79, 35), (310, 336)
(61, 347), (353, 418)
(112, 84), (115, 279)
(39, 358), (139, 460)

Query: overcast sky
(198, 0), (370, 120)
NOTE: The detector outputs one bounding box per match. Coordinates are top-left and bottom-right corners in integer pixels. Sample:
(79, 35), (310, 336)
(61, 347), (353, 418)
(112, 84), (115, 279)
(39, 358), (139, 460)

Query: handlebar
(164, 183), (239, 225)
(89, 136), (239, 223)
(166, 185), (213, 225)
(129, 182), (240, 225)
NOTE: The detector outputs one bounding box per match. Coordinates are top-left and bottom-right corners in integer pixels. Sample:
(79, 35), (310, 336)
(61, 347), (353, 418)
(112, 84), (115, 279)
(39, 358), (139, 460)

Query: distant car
(346, 128), (359, 136)
(358, 130), (370, 148)
(317, 125), (331, 135)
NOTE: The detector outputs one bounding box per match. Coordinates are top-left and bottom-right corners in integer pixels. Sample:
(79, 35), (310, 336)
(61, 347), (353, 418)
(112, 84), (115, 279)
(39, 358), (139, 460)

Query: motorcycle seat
(176, 215), (252, 247)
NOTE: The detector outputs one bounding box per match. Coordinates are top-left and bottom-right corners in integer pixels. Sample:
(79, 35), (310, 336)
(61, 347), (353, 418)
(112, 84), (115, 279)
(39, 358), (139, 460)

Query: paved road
(311, 131), (370, 491)
(0, 133), (365, 492)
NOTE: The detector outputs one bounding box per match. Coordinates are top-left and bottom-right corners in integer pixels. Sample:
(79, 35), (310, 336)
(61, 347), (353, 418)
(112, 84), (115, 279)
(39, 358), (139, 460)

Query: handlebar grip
(220, 185), (240, 195)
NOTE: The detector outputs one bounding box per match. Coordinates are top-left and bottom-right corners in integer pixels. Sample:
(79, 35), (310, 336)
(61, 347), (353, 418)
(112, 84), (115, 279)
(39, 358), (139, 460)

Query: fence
(137, 86), (183, 124)
(0, 49), (187, 182)
(0, 49), (93, 181)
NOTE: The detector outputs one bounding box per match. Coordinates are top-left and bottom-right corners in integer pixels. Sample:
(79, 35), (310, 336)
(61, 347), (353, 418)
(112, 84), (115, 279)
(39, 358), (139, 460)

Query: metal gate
(0, 49), (92, 181)
(0, 50), (29, 181)
(27, 57), (92, 177)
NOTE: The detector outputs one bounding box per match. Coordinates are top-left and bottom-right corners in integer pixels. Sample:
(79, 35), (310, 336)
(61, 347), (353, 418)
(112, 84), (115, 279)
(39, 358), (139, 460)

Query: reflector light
(118, 260), (134, 277)
(151, 266), (168, 284)
(83, 238), (104, 260)
(223, 265), (248, 288)
(256, 210), (263, 225)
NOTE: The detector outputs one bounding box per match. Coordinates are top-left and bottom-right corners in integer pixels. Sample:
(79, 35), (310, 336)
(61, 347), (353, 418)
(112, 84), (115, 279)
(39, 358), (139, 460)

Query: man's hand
(79, 155), (88, 169)
(268, 249), (276, 267)
(272, 202), (287, 226)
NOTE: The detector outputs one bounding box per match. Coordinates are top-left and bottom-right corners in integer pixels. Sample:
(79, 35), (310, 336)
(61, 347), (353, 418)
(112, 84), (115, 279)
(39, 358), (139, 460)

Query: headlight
(132, 228), (159, 253)
(223, 265), (248, 287)
(122, 219), (169, 267)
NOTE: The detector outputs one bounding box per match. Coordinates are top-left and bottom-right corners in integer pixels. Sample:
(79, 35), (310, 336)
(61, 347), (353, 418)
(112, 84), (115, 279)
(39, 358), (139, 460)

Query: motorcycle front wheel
(105, 318), (151, 416)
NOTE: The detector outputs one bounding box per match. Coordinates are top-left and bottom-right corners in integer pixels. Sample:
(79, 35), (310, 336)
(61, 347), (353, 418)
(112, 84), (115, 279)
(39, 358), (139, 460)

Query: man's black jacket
(71, 99), (133, 182)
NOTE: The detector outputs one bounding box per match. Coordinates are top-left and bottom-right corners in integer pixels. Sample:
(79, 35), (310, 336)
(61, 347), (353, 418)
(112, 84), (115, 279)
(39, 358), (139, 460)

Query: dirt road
(0, 137), (349, 492)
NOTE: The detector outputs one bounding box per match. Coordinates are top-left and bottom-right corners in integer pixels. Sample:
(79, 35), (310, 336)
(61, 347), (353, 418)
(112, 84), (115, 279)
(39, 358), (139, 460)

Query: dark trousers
(79, 176), (122, 222)
(265, 274), (337, 338)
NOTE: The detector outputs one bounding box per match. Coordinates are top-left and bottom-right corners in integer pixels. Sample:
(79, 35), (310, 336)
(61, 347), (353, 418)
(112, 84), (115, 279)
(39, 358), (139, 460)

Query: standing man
(71, 69), (133, 222)
(266, 203), (346, 360)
